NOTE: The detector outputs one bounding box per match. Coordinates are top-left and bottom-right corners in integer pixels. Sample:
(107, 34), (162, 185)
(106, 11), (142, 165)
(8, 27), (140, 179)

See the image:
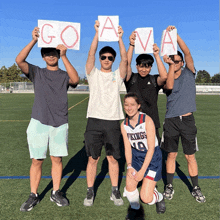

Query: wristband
(127, 166), (133, 169)
(129, 43), (135, 47)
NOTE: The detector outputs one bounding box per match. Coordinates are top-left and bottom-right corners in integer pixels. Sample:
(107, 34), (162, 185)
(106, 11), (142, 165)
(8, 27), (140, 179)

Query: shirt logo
(147, 82), (151, 85)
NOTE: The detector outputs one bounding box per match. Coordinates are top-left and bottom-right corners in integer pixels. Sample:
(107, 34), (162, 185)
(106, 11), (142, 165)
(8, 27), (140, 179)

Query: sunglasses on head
(100, 56), (114, 61)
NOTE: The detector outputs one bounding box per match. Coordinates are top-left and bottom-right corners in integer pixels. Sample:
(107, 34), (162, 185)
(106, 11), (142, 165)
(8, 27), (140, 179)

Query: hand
(133, 170), (145, 182)
(127, 167), (137, 180)
(163, 55), (174, 65)
(118, 25), (124, 38)
(153, 43), (159, 56)
(32, 27), (39, 41)
(129, 31), (136, 45)
(56, 44), (67, 57)
(94, 20), (99, 32)
(166, 25), (176, 32)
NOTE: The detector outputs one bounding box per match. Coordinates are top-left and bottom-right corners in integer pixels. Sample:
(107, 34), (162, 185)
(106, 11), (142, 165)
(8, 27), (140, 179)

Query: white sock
(124, 187), (140, 210)
(52, 190), (56, 195)
(148, 188), (163, 205)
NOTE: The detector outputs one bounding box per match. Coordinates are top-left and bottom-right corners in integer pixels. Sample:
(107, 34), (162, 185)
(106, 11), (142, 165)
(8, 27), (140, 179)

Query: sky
(0, 0), (219, 78)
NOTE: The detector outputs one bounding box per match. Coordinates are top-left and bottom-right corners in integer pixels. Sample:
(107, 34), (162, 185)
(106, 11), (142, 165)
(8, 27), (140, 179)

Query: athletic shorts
(84, 118), (121, 160)
(132, 146), (162, 182)
(27, 118), (68, 159)
(161, 114), (198, 155)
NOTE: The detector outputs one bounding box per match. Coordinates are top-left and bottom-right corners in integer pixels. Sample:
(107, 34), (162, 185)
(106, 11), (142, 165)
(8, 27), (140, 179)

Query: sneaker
(83, 189), (94, 206)
(156, 198), (166, 214)
(125, 205), (145, 220)
(163, 184), (174, 200)
(20, 193), (40, 212)
(191, 186), (206, 203)
(50, 190), (69, 206)
(110, 189), (124, 206)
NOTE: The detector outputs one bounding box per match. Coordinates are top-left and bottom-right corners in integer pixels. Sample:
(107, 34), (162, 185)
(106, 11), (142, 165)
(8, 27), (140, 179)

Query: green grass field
(0, 93), (219, 220)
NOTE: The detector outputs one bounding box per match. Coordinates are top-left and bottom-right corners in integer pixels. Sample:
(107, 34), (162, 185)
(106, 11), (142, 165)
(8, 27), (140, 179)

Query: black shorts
(161, 114), (198, 155)
(84, 118), (121, 160)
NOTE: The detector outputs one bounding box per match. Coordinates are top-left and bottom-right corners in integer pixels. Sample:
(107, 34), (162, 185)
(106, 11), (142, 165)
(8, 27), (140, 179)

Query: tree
(196, 70), (211, 83)
(211, 73), (220, 83)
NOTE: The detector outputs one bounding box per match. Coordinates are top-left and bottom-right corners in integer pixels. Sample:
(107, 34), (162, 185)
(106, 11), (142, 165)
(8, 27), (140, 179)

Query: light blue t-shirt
(165, 66), (196, 118)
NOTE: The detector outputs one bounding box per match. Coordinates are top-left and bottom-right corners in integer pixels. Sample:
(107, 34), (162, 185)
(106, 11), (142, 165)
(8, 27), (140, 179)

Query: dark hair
(99, 46), (116, 59)
(136, 54), (154, 67)
(41, 47), (60, 58)
(169, 50), (184, 63)
(124, 92), (141, 105)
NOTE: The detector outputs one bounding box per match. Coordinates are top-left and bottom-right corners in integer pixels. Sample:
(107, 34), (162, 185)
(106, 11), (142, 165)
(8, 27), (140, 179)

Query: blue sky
(0, 0), (219, 77)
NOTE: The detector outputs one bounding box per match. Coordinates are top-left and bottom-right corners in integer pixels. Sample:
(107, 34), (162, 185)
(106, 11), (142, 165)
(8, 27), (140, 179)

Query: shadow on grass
(39, 136), (126, 202)
(39, 145), (88, 201)
(161, 149), (193, 193)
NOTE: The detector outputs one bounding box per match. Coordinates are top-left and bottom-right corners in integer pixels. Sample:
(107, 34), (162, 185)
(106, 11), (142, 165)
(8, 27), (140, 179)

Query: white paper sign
(38, 20), (80, 50)
(160, 29), (177, 56)
(135, 28), (154, 54)
(98, 16), (119, 42)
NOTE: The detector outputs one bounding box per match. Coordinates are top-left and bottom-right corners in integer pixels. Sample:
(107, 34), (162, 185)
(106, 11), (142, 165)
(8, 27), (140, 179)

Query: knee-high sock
(148, 187), (163, 205)
(124, 187), (140, 210)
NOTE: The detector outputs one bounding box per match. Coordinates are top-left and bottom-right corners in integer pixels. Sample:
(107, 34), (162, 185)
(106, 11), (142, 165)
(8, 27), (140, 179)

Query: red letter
(41, 24), (56, 44)
(60, 25), (79, 49)
(100, 17), (118, 37)
(135, 30), (152, 51)
(161, 31), (175, 53)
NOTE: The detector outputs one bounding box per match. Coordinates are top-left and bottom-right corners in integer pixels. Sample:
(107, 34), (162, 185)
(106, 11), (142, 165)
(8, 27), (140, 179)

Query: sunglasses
(100, 56), (114, 61)
(173, 60), (182, 64)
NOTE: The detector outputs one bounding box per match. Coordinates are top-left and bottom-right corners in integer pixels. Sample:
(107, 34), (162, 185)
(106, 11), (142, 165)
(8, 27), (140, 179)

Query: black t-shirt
(124, 73), (162, 128)
(27, 63), (70, 127)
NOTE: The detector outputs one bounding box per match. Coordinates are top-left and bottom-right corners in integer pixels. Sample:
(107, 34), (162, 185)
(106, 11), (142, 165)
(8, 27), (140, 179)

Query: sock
(124, 187), (140, 210)
(35, 193), (38, 197)
(154, 187), (163, 202)
(190, 175), (198, 188)
(112, 186), (118, 192)
(52, 190), (56, 195)
(87, 186), (94, 192)
(167, 173), (174, 185)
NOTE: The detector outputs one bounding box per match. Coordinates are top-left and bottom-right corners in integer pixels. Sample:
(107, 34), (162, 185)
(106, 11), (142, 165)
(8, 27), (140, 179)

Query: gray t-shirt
(164, 66), (197, 118)
(27, 63), (70, 127)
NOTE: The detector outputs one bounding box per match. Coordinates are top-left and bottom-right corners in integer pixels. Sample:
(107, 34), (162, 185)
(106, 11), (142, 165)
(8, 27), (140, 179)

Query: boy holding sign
(16, 27), (79, 211)
(83, 19), (127, 206)
(125, 31), (168, 142)
(161, 26), (206, 203)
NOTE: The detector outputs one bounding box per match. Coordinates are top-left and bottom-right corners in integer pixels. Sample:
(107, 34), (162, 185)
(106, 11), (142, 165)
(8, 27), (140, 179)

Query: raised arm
(163, 55), (175, 90)
(167, 26), (195, 73)
(133, 116), (155, 182)
(85, 21), (99, 75)
(56, 44), (79, 85)
(118, 26), (128, 79)
(126, 31), (136, 82)
(15, 27), (39, 74)
(153, 43), (168, 86)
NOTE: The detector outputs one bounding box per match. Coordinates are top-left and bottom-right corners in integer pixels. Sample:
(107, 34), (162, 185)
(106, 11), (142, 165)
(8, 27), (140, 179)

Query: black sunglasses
(173, 60), (182, 64)
(100, 56), (114, 61)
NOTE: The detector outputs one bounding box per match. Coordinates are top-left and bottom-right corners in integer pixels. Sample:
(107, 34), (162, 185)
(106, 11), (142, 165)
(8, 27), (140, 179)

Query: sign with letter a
(135, 28), (154, 54)
(160, 29), (177, 56)
(98, 16), (119, 42)
(38, 20), (80, 50)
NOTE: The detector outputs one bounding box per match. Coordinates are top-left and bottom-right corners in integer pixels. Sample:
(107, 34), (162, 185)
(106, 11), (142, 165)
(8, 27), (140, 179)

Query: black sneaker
(191, 186), (206, 203)
(50, 190), (69, 206)
(20, 193), (40, 212)
(125, 205), (145, 220)
(156, 198), (166, 214)
(163, 184), (174, 200)
(83, 189), (94, 206)
(110, 189), (124, 206)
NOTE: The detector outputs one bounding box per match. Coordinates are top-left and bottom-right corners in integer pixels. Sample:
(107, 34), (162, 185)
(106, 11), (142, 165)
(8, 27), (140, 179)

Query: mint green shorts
(27, 118), (68, 159)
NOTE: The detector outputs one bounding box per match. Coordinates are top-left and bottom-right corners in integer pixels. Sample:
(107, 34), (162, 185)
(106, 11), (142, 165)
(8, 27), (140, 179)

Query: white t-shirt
(86, 67), (124, 120)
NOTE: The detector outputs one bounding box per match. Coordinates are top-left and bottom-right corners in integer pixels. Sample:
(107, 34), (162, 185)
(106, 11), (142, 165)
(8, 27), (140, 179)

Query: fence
(0, 82), (219, 94)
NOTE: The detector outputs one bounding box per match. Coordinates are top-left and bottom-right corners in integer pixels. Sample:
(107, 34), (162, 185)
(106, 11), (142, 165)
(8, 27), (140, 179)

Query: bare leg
(50, 156), (62, 191)
(30, 158), (44, 194)
(185, 154), (198, 176)
(107, 155), (119, 187)
(86, 156), (100, 187)
(166, 152), (178, 174)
